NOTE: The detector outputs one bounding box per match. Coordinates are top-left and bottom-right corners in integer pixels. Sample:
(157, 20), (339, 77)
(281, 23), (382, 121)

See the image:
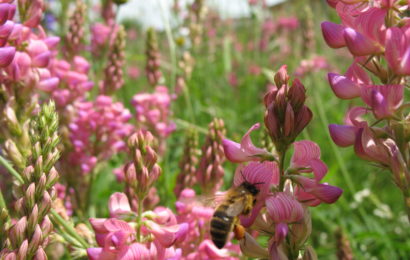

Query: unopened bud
(28, 225), (42, 256)
(4, 140), (26, 170)
(34, 247), (47, 260)
(4, 105), (21, 136)
(40, 216), (53, 236)
(9, 217), (27, 247)
(25, 183), (36, 210)
(46, 167), (59, 188)
(27, 205), (39, 234)
(288, 79), (306, 111)
(274, 65), (289, 87)
(17, 239), (28, 260)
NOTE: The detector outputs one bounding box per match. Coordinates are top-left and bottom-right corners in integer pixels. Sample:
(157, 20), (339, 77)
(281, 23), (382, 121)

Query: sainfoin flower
(68, 95), (133, 174)
(88, 192), (188, 260)
(223, 123), (271, 163)
(132, 86), (176, 139)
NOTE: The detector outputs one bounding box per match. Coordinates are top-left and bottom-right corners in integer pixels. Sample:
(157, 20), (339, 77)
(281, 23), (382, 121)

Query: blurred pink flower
(132, 86), (176, 139)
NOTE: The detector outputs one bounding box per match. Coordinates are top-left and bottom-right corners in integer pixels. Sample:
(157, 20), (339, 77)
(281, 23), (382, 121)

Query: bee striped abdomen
(211, 205), (234, 249)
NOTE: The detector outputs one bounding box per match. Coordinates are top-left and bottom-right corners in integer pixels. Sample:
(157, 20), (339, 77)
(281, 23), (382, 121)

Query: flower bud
(28, 225), (42, 255)
(9, 217), (27, 247)
(25, 183), (36, 210)
(17, 239), (28, 260)
(274, 65), (289, 87)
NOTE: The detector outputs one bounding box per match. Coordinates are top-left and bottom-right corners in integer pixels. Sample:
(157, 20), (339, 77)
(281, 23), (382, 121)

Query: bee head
(240, 170), (261, 196)
(242, 181), (260, 196)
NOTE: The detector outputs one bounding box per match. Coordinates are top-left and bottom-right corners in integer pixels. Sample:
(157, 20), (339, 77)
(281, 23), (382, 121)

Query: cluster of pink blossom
(132, 86), (176, 140)
(322, 0), (410, 220)
(87, 192), (187, 259)
(221, 66), (342, 257)
(68, 95), (133, 174)
(294, 56), (333, 78)
(0, 2), (60, 92)
(48, 56), (94, 107)
(174, 189), (241, 259)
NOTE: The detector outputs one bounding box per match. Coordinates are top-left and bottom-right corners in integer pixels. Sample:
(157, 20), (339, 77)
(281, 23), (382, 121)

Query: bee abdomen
(210, 209), (234, 249)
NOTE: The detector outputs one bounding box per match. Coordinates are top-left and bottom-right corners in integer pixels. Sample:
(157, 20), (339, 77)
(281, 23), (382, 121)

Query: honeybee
(210, 180), (261, 249)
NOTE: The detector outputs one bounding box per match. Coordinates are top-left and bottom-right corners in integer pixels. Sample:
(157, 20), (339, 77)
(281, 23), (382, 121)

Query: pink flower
(290, 141), (328, 181)
(145, 221), (188, 247)
(108, 192), (132, 218)
(293, 176), (343, 205)
(360, 84), (403, 119)
(89, 218), (134, 248)
(132, 86), (175, 139)
(385, 26), (410, 75)
(223, 123), (270, 163)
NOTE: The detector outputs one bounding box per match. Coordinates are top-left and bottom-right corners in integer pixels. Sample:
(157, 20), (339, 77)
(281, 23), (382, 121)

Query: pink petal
(0, 46), (15, 67)
(87, 248), (116, 260)
(37, 77), (59, 92)
(321, 21), (346, 48)
(310, 159), (328, 181)
(328, 73), (360, 99)
(311, 183), (343, 204)
(291, 140), (321, 168)
(345, 61), (372, 85)
(343, 28), (382, 56)
(198, 240), (231, 258)
(108, 192), (131, 218)
(329, 124), (358, 147)
(266, 193), (304, 223)
(223, 123), (268, 163)
(234, 161), (279, 197)
(274, 222), (288, 243)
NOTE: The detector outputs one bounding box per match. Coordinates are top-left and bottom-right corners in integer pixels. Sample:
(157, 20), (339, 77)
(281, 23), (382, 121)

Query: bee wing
(226, 198), (246, 217)
(179, 192), (226, 208)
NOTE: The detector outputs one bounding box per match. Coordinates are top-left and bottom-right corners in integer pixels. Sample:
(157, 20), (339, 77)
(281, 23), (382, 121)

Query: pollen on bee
(234, 224), (246, 240)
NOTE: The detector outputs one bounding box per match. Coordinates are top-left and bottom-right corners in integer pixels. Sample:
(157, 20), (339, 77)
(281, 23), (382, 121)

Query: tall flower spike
(66, 0), (86, 58)
(174, 129), (201, 197)
(101, 25), (126, 95)
(126, 130), (161, 202)
(196, 118), (226, 194)
(335, 228), (354, 260)
(145, 27), (163, 87)
(6, 101), (60, 259)
(264, 66), (312, 152)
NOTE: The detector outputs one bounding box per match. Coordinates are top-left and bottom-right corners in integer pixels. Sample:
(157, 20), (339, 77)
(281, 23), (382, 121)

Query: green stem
(0, 155), (24, 184)
(136, 198), (143, 242)
(0, 187), (6, 210)
(158, 0), (177, 92)
(50, 209), (89, 249)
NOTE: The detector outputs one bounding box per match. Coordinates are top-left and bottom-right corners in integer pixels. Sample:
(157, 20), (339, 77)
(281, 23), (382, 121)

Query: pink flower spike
(329, 124), (357, 147)
(222, 123), (270, 163)
(108, 192), (131, 218)
(234, 161), (279, 197)
(343, 28), (382, 56)
(327, 73), (360, 99)
(266, 192), (304, 224)
(0, 46), (15, 67)
(321, 21), (346, 48)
